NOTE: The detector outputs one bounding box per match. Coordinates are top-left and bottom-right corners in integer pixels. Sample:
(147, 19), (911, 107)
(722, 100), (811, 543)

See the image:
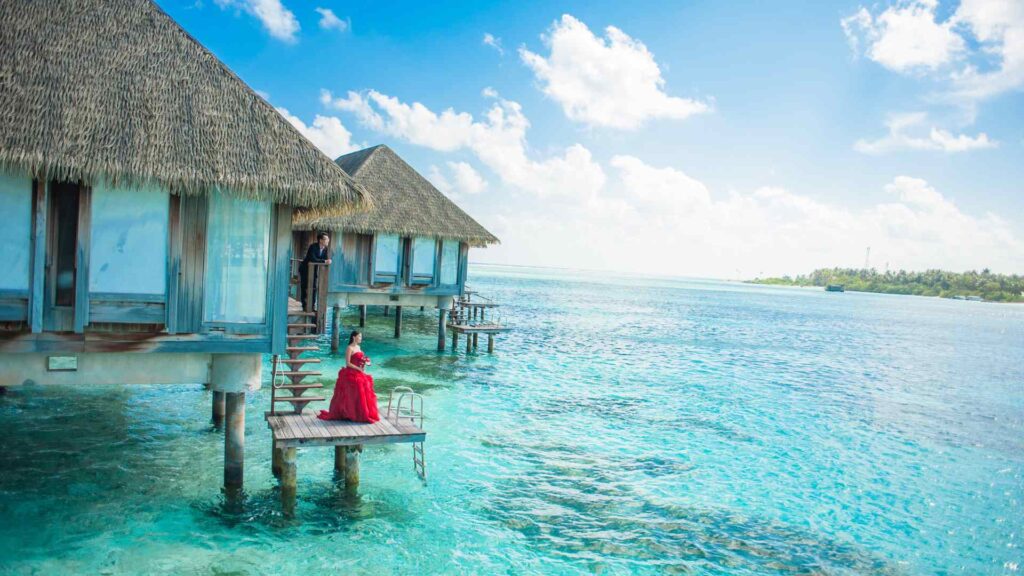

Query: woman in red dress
(318, 330), (380, 423)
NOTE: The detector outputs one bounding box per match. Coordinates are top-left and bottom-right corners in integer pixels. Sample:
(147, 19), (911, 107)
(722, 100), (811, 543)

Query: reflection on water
(1, 266), (1022, 575)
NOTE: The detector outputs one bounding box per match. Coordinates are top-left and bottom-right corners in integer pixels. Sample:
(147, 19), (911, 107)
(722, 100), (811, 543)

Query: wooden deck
(267, 412), (426, 448)
(446, 323), (511, 334)
(458, 301), (500, 308)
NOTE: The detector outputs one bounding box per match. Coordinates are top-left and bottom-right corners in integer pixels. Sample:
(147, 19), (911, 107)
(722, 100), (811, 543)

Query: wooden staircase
(271, 310), (325, 415)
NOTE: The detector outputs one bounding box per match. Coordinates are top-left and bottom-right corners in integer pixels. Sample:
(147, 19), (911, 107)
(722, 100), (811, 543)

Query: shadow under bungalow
(0, 0), (370, 492)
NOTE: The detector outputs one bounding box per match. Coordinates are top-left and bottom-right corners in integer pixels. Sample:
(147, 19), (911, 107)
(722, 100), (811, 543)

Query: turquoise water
(1, 265), (1022, 575)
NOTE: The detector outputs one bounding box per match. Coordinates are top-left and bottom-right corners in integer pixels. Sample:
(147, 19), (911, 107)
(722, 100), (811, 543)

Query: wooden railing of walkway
(290, 259), (329, 333)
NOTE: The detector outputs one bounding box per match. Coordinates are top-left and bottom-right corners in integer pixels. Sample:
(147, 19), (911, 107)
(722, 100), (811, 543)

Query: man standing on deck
(300, 232), (332, 311)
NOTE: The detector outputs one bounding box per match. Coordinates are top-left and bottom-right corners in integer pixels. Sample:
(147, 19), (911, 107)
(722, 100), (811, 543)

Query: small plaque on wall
(47, 356), (78, 371)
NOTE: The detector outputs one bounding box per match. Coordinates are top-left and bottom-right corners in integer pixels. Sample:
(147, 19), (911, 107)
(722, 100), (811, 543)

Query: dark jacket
(299, 243), (329, 278)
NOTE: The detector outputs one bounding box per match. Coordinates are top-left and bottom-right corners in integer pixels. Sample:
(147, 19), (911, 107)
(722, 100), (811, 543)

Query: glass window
(89, 182), (169, 294)
(0, 172), (32, 292)
(440, 240), (460, 285)
(374, 234), (400, 275)
(411, 237), (436, 280)
(204, 194), (271, 323)
(51, 184), (79, 307)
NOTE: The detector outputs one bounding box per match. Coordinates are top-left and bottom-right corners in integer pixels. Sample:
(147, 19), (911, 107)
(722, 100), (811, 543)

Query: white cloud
(216, 0), (299, 42)
(841, 0), (964, 72)
(482, 33), (504, 55)
(447, 161), (488, 195)
(315, 7), (348, 32)
(609, 155), (711, 222)
(276, 107), (360, 159)
(854, 111), (997, 153)
(842, 0), (1024, 101)
(323, 88), (607, 200)
(519, 14), (710, 129)
(950, 0), (1024, 100)
(429, 162), (488, 197)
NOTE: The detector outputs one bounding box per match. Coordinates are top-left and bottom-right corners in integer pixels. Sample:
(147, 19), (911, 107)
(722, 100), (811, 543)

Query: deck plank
(287, 416), (308, 440)
(367, 420), (385, 437)
(271, 417), (291, 440)
(283, 416), (302, 440)
(295, 415), (318, 439)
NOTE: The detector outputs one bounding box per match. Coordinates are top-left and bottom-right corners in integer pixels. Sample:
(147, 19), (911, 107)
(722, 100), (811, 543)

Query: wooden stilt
(224, 391), (245, 490)
(473, 332), (479, 349)
(280, 446), (297, 514)
(452, 330), (458, 351)
(330, 304), (341, 353)
(437, 308), (447, 351)
(466, 332), (472, 353)
(358, 305), (366, 327)
(420, 306), (425, 312)
(394, 306), (403, 338)
(334, 445), (346, 475)
(383, 305), (389, 317)
(272, 438), (283, 479)
(345, 445), (361, 490)
(212, 390), (226, 428)
(488, 334), (495, 353)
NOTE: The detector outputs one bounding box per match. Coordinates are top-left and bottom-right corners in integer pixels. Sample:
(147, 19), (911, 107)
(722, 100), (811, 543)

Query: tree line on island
(751, 268), (1024, 303)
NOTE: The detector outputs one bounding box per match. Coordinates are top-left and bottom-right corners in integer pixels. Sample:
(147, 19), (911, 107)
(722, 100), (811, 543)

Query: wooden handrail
(295, 261), (330, 333)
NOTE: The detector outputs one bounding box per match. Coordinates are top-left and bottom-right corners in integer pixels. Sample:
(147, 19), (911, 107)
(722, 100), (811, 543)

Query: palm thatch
(0, 0), (369, 213)
(293, 145), (499, 247)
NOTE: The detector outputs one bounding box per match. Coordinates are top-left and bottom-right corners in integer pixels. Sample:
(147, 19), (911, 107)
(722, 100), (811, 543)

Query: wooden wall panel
(176, 195), (207, 333)
(73, 186), (92, 333)
(29, 179), (47, 333)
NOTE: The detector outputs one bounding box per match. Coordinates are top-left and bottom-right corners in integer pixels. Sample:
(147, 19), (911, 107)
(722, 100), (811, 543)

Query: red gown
(317, 351), (380, 423)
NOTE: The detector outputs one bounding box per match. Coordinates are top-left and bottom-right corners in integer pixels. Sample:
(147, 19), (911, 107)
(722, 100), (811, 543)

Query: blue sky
(164, 0), (1023, 277)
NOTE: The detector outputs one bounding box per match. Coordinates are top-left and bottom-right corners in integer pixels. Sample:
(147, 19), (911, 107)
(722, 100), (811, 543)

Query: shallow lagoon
(1, 265), (1022, 574)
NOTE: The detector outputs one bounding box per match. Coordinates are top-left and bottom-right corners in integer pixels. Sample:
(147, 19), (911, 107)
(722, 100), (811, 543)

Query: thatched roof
(0, 0), (369, 213)
(294, 145), (499, 246)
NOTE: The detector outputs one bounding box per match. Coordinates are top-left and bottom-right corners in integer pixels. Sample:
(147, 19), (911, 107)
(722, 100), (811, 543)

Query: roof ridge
(300, 144), (498, 246)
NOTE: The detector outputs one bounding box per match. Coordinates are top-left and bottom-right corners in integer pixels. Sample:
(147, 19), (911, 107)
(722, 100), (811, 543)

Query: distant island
(751, 268), (1024, 303)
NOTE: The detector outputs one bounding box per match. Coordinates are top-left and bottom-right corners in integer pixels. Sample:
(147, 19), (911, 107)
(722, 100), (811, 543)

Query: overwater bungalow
(0, 0), (369, 492)
(291, 145), (500, 349)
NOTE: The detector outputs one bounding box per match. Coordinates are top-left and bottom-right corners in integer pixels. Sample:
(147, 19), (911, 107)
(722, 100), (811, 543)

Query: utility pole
(864, 246), (871, 270)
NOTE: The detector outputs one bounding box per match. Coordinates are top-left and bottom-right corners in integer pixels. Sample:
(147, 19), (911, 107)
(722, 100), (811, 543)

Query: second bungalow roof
(294, 145), (499, 247)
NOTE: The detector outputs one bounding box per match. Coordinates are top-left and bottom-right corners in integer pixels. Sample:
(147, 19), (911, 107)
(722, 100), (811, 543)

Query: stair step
(288, 323), (317, 329)
(277, 371), (321, 377)
(277, 358), (321, 365)
(274, 396), (325, 404)
(285, 346), (318, 352)
(286, 334), (316, 340)
(288, 311), (316, 317)
(276, 383), (324, 391)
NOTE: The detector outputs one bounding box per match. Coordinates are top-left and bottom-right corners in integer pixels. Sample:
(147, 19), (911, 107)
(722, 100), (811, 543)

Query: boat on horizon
(825, 284), (845, 292)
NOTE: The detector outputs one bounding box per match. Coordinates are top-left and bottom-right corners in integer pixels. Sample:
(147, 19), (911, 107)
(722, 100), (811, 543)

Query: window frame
(201, 194), (274, 328)
(0, 171), (33, 296)
(439, 239), (461, 286)
(372, 233), (401, 284)
(409, 236), (437, 285)
(87, 182), (170, 299)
